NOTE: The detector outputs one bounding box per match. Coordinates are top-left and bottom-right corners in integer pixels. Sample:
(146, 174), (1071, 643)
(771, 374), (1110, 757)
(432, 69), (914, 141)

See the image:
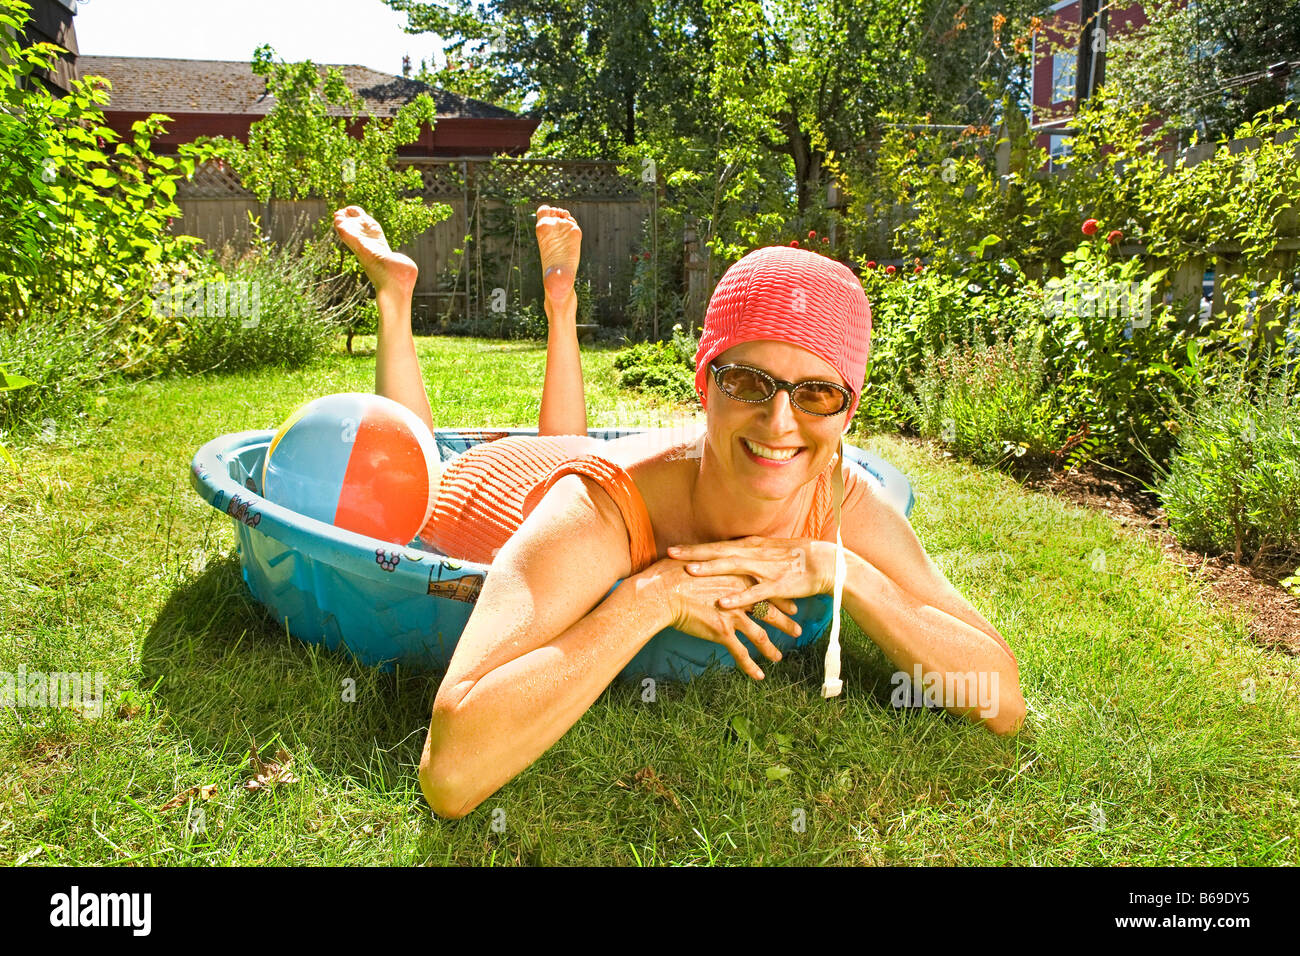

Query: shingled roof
(76, 56), (520, 120)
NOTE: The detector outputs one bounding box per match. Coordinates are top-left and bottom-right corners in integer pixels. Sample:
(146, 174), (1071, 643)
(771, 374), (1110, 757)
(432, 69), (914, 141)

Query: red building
(77, 56), (538, 157)
(1030, 0), (1152, 164)
(12, 0), (538, 156)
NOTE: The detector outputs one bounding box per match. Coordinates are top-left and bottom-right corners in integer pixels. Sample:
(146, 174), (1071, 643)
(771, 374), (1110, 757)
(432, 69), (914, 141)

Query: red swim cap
(693, 246), (872, 421)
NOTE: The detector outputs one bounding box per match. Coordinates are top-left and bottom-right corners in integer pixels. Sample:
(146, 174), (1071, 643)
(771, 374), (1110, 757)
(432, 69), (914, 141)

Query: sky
(72, 0), (446, 75)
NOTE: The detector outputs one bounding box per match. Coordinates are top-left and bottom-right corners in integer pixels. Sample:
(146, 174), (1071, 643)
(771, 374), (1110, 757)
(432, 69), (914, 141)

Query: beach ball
(262, 393), (439, 545)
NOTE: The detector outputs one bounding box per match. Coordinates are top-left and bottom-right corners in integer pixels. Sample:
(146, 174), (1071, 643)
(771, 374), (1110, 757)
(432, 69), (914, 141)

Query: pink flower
(866, 261), (877, 270)
(1107, 229), (1123, 244)
(789, 240), (799, 247)
(808, 230), (817, 239)
(1081, 218), (1099, 236)
(822, 236), (829, 244)
(885, 264), (896, 275)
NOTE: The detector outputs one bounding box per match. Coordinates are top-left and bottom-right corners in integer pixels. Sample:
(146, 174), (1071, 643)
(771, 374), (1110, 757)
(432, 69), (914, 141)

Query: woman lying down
(332, 203), (1026, 819)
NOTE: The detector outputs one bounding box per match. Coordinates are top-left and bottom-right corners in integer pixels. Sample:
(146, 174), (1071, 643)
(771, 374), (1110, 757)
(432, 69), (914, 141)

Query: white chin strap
(821, 438), (846, 699)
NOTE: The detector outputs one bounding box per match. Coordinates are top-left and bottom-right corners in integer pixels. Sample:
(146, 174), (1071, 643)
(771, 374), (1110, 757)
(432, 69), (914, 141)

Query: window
(1052, 52), (1076, 103)
(1049, 134), (1073, 171)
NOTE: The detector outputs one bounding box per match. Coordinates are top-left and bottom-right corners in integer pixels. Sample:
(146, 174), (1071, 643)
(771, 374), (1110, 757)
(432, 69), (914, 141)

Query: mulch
(1018, 461), (1300, 655)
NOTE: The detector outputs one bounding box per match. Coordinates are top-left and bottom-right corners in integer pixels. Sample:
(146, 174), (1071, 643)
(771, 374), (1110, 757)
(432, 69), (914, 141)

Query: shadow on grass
(140, 553), (439, 787)
(136, 551), (927, 766)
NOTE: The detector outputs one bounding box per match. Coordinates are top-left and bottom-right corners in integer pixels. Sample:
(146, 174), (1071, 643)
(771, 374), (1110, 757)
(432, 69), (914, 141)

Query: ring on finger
(749, 600), (771, 621)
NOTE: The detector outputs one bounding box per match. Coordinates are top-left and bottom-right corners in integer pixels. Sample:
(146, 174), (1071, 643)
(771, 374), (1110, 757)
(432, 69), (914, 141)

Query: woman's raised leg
(332, 206), (435, 434)
(535, 205), (588, 437)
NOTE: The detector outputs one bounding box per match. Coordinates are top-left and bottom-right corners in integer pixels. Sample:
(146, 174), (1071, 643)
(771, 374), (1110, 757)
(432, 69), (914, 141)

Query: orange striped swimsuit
(417, 435), (863, 569)
(417, 435), (658, 570)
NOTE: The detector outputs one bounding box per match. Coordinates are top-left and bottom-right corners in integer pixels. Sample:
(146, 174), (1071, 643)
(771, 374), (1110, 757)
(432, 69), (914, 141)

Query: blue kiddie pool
(190, 427), (914, 681)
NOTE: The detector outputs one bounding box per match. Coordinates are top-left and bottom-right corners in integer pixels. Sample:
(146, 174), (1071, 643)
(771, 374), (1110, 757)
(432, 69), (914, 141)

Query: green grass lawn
(2, 335), (1297, 865)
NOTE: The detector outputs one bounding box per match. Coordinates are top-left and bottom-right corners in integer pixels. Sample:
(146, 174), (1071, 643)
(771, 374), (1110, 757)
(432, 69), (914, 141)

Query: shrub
(1035, 243), (1194, 467)
(166, 238), (360, 374)
(1, 0), (211, 322)
(0, 297), (153, 433)
(855, 260), (1042, 436)
(613, 323), (697, 403)
(1159, 364), (1300, 564)
(899, 329), (1064, 467)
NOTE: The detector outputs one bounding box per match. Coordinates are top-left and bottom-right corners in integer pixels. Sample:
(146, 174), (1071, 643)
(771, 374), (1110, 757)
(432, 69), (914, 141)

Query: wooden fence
(174, 158), (654, 330)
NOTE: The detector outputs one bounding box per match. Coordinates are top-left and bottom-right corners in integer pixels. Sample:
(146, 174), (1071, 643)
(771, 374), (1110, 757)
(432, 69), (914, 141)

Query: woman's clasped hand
(648, 535), (840, 680)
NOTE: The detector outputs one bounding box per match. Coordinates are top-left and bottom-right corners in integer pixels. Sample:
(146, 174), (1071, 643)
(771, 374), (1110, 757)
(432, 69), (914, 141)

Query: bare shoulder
(440, 470), (634, 696)
(579, 427), (704, 554)
(519, 470), (635, 577)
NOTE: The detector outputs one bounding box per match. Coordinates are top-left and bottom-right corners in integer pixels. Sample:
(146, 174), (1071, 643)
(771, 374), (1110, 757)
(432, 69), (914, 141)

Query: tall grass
(168, 238), (362, 375)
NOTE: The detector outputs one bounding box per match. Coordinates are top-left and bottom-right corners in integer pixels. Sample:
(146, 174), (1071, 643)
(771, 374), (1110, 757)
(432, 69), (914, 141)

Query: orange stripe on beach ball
(335, 407), (431, 544)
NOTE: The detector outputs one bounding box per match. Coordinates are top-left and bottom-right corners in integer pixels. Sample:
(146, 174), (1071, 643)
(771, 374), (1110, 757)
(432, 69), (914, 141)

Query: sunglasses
(709, 362), (853, 416)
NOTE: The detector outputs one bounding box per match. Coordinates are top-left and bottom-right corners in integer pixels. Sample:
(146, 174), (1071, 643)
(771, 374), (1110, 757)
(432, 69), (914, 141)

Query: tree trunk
(780, 112), (823, 212)
(624, 89), (636, 147)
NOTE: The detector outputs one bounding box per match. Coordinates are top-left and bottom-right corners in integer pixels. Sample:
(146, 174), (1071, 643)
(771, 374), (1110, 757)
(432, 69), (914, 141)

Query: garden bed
(1019, 455), (1300, 654)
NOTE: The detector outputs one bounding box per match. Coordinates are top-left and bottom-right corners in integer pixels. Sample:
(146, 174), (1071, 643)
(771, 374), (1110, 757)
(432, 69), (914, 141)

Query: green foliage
(0, 0), (224, 434)
(612, 323), (697, 402)
(212, 46), (453, 350)
(1159, 361), (1300, 564)
(0, 0), (211, 322)
(1036, 245), (1191, 464)
(166, 235), (362, 375)
(0, 367), (35, 466)
(898, 330), (1062, 467)
(1281, 567), (1300, 598)
(855, 259), (1037, 431)
(1107, 0), (1300, 142)
(414, 53), (526, 114)
(216, 46), (451, 263)
(852, 89), (1300, 469)
(389, 0), (1041, 319)
(0, 301), (141, 432)
(389, 0), (712, 153)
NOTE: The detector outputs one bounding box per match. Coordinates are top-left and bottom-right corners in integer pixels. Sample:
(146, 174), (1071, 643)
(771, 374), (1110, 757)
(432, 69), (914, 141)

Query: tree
(386, 0), (714, 154)
(1106, 0), (1300, 141)
(215, 46), (451, 350)
(707, 0), (1043, 214)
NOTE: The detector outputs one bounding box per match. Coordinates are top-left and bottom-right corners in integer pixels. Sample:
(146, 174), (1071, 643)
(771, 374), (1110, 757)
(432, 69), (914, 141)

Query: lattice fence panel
(178, 161), (253, 199)
(472, 159), (645, 202)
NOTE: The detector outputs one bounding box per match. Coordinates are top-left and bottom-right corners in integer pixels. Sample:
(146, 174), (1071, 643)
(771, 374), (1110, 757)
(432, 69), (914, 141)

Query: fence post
(684, 220), (707, 335)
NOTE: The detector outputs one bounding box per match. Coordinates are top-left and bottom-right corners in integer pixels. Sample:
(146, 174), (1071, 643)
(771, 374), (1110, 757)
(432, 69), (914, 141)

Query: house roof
(75, 56), (519, 121)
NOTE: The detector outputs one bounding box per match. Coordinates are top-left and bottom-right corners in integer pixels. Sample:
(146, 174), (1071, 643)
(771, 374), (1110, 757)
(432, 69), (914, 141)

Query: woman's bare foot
(535, 204), (582, 305)
(333, 206), (418, 298)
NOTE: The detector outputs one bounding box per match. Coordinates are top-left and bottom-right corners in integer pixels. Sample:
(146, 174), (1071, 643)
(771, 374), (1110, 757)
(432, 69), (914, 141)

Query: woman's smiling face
(704, 339), (850, 501)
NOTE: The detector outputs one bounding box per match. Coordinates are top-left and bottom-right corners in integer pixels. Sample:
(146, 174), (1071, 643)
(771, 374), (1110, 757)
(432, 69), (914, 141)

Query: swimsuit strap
(822, 439), (847, 699)
(802, 467), (832, 540)
(535, 455), (659, 574)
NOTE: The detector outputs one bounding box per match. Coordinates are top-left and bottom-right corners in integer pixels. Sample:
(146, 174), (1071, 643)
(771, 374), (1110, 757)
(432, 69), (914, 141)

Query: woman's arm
(839, 549), (1026, 735)
(838, 482), (1024, 732)
(421, 466), (794, 817)
(667, 468), (1026, 734)
(420, 472), (669, 819)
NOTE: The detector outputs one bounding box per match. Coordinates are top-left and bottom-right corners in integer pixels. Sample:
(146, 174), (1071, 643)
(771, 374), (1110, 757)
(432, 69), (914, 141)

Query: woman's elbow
(419, 709), (480, 820)
(984, 685), (1027, 736)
